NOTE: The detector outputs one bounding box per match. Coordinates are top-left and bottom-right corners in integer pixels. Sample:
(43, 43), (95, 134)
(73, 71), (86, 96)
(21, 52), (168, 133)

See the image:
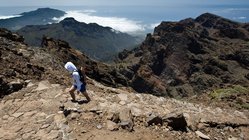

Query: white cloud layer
(0, 15), (21, 19)
(237, 16), (246, 19)
(54, 10), (146, 33)
(213, 8), (249, 16)
(232, 16), (247, 20)
(149, 23), (161, 29)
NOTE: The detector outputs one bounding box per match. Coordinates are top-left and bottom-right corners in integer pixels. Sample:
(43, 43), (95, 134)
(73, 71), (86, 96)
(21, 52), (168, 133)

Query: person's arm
(80, 67), (87, 85)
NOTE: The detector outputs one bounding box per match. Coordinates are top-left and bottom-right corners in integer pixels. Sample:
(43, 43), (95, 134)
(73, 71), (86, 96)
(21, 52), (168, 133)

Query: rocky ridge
(117, 13), (249, 98)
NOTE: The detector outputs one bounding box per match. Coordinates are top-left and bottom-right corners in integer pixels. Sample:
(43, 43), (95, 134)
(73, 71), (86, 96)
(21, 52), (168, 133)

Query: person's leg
(69, 85), (76, 101)
(81, 91), (91, 102)
(79, 84), (91, 102)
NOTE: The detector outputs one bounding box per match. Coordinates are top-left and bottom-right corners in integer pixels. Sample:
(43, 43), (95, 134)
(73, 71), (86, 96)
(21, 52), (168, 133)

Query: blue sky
(0, 0), (248, 6)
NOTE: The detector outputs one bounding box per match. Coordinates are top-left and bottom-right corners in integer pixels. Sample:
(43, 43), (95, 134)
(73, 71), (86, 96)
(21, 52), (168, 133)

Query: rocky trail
(0, 78), (248, 140)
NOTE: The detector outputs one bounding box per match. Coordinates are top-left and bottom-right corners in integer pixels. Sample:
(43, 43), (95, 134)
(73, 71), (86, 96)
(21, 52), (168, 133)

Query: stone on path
(195, 131), (210, 140)
(106, 120), (119, 131)
(119, 108), (133, 131)
(12, 112), (24, 118)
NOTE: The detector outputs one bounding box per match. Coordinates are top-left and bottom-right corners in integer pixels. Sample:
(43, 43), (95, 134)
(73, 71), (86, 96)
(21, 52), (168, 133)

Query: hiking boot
(59, 104), (65, 111)
(71, 99), (78, 103)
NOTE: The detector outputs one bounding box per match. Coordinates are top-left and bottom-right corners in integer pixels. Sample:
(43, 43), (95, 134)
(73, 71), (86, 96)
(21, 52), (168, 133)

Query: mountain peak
(59, 17), (80, 24)
(0, 8), (66, 30)
(195, 12), (239, 28)
(62, 17), (77, 21)
(37, 7), (58, 11)
(21, 7), (65, 16)
(195, 12), (220, 21)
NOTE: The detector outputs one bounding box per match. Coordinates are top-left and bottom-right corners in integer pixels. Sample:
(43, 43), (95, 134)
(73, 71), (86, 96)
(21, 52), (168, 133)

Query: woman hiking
(64, 62), (91, 103)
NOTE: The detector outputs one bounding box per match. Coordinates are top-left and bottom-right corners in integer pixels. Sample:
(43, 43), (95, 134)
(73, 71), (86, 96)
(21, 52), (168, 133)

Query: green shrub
(210, 85), (248, 99)
(241, 103), (249, 109)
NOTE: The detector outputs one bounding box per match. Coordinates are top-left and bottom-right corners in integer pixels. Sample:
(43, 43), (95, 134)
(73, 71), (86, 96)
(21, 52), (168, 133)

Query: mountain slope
(0, 8), (65, 30)
(117, 13), (249, 98)
(17, 17), (141, 61)
(0, 28), (126, 97)
(0, 27), (249, 140)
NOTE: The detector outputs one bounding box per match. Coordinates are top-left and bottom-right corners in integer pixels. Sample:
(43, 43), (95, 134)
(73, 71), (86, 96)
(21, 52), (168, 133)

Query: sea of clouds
(53, 10), (159, 34)
(1, 7), (247, 34)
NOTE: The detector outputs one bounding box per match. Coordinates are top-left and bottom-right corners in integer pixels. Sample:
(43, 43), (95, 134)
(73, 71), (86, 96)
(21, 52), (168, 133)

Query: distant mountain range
(17, 17), (141, 61)
(0, 8), (65, 30)
(0, 8), (142, 61)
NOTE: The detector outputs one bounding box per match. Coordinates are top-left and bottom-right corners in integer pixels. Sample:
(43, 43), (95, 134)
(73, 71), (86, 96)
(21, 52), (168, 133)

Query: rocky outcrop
(117, 13), (249, 98)
(0, 28), (47, 96)
(0, 28), (24, 42)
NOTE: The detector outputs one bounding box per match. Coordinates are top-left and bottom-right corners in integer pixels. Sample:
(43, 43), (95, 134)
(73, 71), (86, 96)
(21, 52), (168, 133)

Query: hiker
(64, 62), (91, 102)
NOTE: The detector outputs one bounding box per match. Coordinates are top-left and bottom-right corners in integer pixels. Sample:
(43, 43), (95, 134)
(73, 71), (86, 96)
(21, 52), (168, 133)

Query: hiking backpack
(75, 67), (86, 85)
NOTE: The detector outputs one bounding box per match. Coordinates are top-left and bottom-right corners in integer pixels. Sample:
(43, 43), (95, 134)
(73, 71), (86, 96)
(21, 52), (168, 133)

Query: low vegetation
(210, 85), (249, 109)
(210, 85), (248, 99)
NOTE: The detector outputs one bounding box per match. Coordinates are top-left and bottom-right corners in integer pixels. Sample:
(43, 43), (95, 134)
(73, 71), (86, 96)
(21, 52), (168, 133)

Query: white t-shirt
(72, 71), (83, 91)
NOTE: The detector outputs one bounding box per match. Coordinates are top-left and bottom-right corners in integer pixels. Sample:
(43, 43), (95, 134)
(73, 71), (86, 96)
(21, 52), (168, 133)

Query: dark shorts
(74, 84), (86, 92)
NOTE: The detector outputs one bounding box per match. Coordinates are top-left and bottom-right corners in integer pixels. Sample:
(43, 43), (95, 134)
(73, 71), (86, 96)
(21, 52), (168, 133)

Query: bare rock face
(117, 13), (249, 98)
(0, 28), (45, 96)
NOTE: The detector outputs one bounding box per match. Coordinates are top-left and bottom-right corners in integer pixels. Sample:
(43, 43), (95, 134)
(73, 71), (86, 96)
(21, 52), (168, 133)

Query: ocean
(0, 5), (248, 34)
